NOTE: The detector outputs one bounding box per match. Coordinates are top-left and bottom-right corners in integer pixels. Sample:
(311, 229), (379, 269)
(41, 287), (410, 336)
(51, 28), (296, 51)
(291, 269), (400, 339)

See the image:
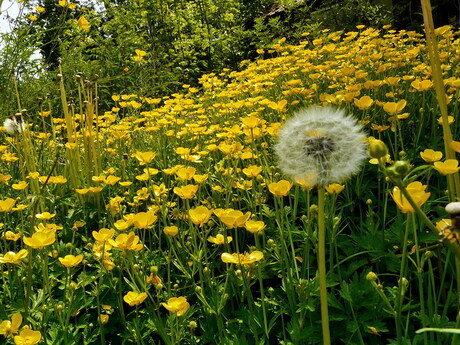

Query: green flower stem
(255, 235), (269, 340)
(390, 175), (460, 330)
(94, 277), (106, 345)
(317, 187), (331, 345)
(411, 213), (428, 345)
(396, 214), (411, 345)
(273, 197), (297, 315)
(134, 306), (146, 345)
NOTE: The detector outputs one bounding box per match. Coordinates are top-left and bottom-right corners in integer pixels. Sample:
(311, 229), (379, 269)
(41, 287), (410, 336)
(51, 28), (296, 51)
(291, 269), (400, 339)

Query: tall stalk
(317, 187), (331, 345)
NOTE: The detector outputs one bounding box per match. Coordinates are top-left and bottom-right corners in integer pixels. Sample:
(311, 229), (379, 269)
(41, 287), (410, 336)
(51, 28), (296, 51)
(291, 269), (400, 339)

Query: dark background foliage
(0, 0), (459, 115)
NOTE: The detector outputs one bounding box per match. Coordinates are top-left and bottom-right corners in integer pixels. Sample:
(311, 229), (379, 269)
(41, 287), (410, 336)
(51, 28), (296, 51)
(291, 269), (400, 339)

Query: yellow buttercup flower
(35, 212), (56, 220)
(411, 79), (433, 91)
(12, 181), (28, 190)
(215, 209), (251, 229)
(221, 251), (264, 265)
(58, 254), (84, 267)
(133, 151), (156, 165)
(420, 149), (442, 162)
(437, 116), (454, 125)
(132, 211), (157, 229)
(325, 183), (345, 194)
(242, 165), (263, 178)
(13, 328), (41, 345)
(103, 175), (121, 185)
(163, 226), (179, 237)
(135, 49), (147, 57)
(123, 291), (148, 306)
(244, 220), (266, 233)
(77, 16), (90, 31)
(0, 312), (22, 336)
(99, 314), (109, 325)
(383, 100), (407, 115)
(39, 175), (67, 184)
(449, 141), (460, 153)
(92, 228), (115, 242)
(433, 159), (460, 175)
(4, 231), (21, 241)
(162, 297), (190, 316)
(268, 180), (292, 197)
(241, 115), (264, 129)
(114, 219), (132, 231)
(392, 181), (430, 213)
(193, 174), (208, 184)
(173, 184), (199, 199)
(0, 174), (12, 184)
(0, 198), (16, 212)
(0, 249), (28, 264)
(208, 233), (232, 245)
(23, 230), (56, 249)
(188, 206), (212, 227)
(109, 232), (143, 251)
(353, 95), (374, 110)
(436, 219), (451, 232)
(176, 167), (196, 181)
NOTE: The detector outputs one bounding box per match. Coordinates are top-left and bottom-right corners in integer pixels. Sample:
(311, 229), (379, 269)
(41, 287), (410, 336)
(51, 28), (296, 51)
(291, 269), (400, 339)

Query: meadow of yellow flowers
(1, 23), (460, 344)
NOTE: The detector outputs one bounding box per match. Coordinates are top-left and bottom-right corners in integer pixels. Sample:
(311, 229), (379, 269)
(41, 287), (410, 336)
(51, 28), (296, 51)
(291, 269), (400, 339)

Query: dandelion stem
(317, 187), (331, 345)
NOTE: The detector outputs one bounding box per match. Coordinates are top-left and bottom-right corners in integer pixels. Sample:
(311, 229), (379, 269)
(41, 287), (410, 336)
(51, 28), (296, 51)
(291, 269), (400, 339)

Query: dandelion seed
(275, 106), (367, 187)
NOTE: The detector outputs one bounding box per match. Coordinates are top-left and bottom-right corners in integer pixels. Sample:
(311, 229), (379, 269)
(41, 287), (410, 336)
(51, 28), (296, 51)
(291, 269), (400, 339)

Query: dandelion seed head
(3, 115), (26, 135)
(275, 106), (367, 187)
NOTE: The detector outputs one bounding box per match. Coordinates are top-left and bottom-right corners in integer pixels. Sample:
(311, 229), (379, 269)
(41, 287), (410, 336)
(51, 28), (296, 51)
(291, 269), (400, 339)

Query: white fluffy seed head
(274, 106), (367, 187)
(3, 117), (26, 135)
(446, 202), (460, 215)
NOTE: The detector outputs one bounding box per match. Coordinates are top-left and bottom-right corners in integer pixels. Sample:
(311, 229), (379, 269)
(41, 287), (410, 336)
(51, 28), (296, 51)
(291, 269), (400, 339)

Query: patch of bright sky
(1, 0), (43, 61)
(0, 0), (21, 34)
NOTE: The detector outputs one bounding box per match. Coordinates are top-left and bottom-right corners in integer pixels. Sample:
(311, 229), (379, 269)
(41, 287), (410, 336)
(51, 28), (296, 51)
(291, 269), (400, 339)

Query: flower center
(303, 136), (336, 159)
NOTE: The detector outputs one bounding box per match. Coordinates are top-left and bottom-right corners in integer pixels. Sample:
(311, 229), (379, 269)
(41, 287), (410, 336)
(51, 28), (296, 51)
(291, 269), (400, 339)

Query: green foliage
(2, 3), (460, 343)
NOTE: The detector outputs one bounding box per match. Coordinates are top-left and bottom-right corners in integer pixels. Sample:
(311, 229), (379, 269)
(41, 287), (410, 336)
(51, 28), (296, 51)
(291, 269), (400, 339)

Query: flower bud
(235, 270), (242, 278)
(387, 161), (410, 178)
(369, 139), (388, 159)
(267, 239), (276, 248)
(393, 160), (410, 176)
(99, 314), (109, 325)
(189, 321), (197, 330)
(366, 271), (378, 282)
(310, 204), (318, 215)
